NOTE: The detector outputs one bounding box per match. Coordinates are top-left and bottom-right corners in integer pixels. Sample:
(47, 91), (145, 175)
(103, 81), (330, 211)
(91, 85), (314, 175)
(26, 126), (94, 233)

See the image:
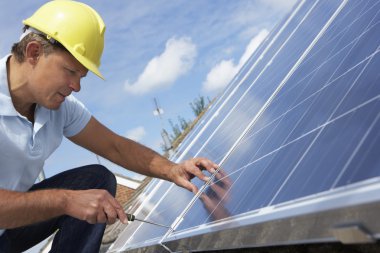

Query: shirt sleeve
(62, 95), (92, 137)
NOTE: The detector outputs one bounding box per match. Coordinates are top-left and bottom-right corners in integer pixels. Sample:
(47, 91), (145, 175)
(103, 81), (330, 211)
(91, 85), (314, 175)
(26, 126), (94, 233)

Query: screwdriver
(126, 213), (171, 228)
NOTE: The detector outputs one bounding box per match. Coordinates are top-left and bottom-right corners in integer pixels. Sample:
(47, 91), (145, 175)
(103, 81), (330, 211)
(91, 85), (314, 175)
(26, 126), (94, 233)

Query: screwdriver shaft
(134, 217), (171, 228)
(126, 213), (170, 228)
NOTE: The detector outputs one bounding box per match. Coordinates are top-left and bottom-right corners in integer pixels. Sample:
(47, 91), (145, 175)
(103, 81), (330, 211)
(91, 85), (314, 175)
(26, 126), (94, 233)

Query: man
(0, 1), (218, 252)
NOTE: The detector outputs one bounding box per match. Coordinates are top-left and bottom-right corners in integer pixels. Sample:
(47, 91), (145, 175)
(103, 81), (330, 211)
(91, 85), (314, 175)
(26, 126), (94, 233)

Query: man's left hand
(168, 157), (219, 193)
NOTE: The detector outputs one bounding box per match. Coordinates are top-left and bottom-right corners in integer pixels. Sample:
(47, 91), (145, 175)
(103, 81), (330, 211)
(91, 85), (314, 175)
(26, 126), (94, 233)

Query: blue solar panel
(108, 0), (380, 252)
(172, 0), (379, 229)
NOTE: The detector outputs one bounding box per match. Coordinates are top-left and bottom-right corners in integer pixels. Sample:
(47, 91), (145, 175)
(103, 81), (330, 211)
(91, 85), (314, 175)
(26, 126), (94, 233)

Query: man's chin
(44, 102), (62, 110)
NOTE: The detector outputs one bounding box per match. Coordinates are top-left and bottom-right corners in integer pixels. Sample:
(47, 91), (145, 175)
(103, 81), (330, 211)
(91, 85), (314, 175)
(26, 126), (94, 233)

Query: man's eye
(65, 67), (76, 75)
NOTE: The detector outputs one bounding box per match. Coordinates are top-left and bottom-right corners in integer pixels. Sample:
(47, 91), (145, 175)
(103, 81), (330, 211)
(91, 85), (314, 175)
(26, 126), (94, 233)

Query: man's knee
(30, 164), (117, 196)
(87, 164), (117, 196)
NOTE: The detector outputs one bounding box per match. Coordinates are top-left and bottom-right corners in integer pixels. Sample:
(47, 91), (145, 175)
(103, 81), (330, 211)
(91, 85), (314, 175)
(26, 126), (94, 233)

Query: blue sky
(0, 0), (296, 180)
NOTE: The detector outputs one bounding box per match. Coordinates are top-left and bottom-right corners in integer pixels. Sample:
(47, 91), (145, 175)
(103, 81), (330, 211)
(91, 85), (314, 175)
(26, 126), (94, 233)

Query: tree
(162, 95), (212, 154)
(168, 116), (191, 142)
(168, 119), (182, 141)
(178, 115), (190, 132)
(190, 95), (210, 117)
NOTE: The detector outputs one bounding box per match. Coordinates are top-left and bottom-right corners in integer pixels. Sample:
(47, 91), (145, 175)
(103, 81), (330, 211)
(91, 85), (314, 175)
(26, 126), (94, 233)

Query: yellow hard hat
(23, 0), (105, 79)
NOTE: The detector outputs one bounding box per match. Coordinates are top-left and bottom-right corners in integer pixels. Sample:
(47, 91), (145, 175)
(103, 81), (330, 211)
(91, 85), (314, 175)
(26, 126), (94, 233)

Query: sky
(0, 0), (296, 181)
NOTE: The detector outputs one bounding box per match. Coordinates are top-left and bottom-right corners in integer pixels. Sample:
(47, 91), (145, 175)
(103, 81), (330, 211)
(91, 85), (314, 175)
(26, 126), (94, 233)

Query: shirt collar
(0, 55), (50, 130)
(34, 105), (50, 133)
(0, 55), (18, 116)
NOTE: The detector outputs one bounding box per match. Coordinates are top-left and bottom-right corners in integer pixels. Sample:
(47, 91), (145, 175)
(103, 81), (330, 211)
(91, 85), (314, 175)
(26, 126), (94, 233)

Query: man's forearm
(68, 117), (217, 193)
(68, 117), (176, 181)
(0, 189), (67, 229)
(112, 137), (175, 181)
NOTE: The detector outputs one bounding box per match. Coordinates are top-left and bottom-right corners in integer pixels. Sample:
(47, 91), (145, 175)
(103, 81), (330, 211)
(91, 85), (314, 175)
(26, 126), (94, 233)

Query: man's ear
(25, 41), (43, 65)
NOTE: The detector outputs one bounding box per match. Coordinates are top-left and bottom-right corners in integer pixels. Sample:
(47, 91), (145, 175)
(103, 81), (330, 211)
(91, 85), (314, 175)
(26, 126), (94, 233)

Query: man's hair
(11, 26), (67, 63)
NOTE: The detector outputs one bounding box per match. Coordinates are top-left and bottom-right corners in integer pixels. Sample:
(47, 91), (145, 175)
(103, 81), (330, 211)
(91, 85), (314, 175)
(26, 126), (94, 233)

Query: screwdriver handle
(126, 213), (135, 222)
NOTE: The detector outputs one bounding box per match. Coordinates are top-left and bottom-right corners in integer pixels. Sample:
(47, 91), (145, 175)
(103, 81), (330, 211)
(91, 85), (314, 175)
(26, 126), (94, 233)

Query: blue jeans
(0, 164), (117, 253)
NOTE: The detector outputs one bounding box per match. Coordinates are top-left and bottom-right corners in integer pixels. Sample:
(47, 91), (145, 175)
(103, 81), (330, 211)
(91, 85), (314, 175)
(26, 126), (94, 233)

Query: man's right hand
(63, 189), (128, 225)
(0, 188), (128, 229)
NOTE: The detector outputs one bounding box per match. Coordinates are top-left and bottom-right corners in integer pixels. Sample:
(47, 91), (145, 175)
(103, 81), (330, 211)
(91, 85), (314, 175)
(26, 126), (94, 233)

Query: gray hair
(11, 26), (67, 63)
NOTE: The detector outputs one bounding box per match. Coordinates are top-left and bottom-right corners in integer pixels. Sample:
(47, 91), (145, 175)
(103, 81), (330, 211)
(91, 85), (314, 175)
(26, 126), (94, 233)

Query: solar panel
(108, 0), (380, 252)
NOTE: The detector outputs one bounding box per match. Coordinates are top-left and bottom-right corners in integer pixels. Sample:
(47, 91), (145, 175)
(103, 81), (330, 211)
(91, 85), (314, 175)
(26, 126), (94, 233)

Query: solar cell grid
(271, 92), (379, 204)
(333, 54), (380, 186)
(172, 0), (379, 232)
(277, 0), (379, 104)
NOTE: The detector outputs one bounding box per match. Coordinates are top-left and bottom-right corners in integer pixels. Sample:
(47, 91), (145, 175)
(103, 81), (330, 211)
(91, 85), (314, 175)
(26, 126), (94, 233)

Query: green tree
(164, 95), (212, 154)
(190, 95), (210, 117)
(168, 116), (191, 141)
(168, 119), (182, 141)
(178, 115), (190, 132)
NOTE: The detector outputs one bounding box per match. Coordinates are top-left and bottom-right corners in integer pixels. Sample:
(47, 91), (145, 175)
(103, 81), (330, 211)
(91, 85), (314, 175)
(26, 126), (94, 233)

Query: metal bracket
(331, 224), (375, 244)
(160, 242), (174, 253)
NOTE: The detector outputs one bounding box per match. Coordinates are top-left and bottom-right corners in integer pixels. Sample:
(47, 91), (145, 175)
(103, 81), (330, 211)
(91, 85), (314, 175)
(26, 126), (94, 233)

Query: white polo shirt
(0, 54), (91, 197)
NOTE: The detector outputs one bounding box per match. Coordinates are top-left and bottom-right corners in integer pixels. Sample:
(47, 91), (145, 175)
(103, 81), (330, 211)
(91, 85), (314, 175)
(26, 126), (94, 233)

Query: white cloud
(239, 29), (269, 67)
(202, 59), (239, 93)
(202, 29), (269, 93)
(124, 36), (197, 95)
(125, 126), (146, 142)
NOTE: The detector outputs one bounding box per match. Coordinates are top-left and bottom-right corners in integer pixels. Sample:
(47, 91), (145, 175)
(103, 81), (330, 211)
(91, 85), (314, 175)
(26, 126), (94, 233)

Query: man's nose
(69, 80), (81, 92)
